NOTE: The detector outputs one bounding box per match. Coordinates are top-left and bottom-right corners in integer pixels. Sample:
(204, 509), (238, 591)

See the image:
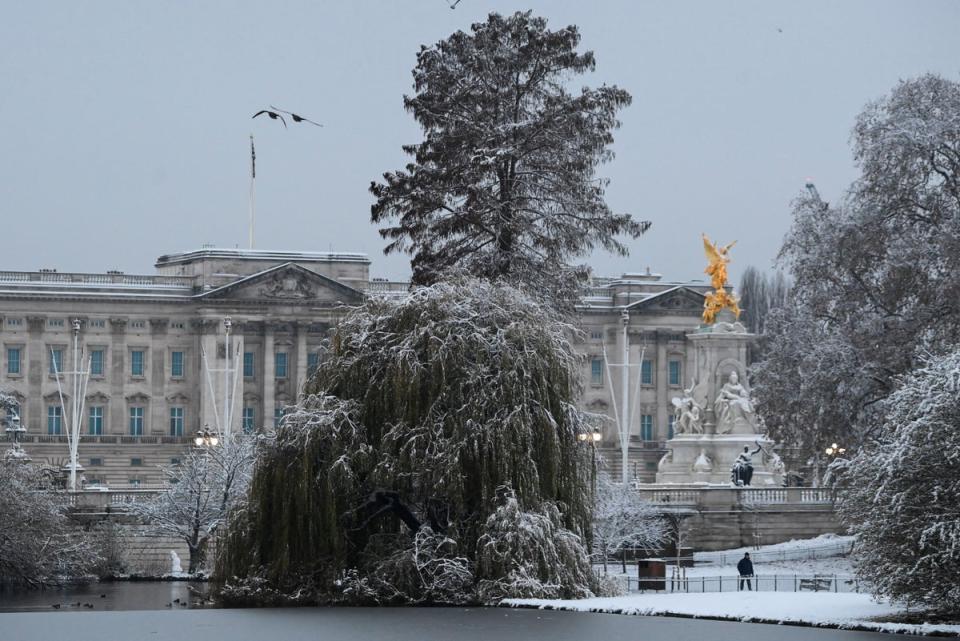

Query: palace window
(307, 351), (320, 375)
(49, 348), (63, 375)
(640, 414), (654, 441)
(243, 352), (255, 378)
(171, 351), (184, 378)
(90, 349), (104, 376)
(242, 407), (255, 434)
(131, 350), (144, 377)
(129, 407), (144, 436)
(129, 478), (141, 487)
(169, 407), (184, 436)
(130, 320), (146, 330)
(130, 458), (143, 467)
(47, 405), (63, 435)
(668, 360), (682, 386)
(590, 358), (603, 386)
(6, 318), (23, 327)
(89, 406), (103, 435)
(89, 457), (103, 467)
(7, 347), (21, 375)
(89, 319), (106, 329)
(275, 352), (288, 378)
(641, 359), (653, 385)
(47, 318), (65, 329)
(274, 407), (285, 428)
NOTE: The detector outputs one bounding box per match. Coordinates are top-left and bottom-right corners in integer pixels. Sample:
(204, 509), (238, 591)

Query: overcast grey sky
(2, 1), (958, 284)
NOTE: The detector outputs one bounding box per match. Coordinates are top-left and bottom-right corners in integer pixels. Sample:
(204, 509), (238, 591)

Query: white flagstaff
(200, 317), (240, 444)
(602, 310), (645, 486)
(249, 135), (256, 249)
(52, 319), (91, 491)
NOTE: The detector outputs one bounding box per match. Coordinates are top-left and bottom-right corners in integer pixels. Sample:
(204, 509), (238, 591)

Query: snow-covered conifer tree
(370, 11), (649, 308)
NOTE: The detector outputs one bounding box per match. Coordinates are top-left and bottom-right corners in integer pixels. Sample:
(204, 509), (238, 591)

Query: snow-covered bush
(475, 491), (594, 603)
(216, 280), (597, 604)
(592, 475), (666, 573)
(0, 460), (99, 586)
(836, 349), (960, 614)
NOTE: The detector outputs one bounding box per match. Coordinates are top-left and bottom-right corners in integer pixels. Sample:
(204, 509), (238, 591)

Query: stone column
(25, 317), (45, 432)
(295, 322), (308, 397)
(262, 324), (275, 428)
(196, 319), (219, 433)
(108, 318), (128, 435)
(149, 319), (168, 436)
(656, 331), (668, 439)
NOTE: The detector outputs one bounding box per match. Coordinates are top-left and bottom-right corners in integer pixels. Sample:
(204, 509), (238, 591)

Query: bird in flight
(270, 106), (323, 127)
(448, 0), (462, 8)
(252, 110), (287, 128)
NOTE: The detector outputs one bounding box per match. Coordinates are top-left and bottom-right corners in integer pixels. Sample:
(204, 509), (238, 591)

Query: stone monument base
(655, 433), (780, 486)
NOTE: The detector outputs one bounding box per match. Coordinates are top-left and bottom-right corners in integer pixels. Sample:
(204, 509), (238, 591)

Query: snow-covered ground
(596, 533), (856, 582)
(503, 592), (960, 636)
(694, 533), (854, 563)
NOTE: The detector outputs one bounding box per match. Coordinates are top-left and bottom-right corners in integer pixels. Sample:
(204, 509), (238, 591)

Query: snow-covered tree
(592, 475), (665, 573)
(737, 266), (790, 357)
(753, 74), (960, 460)
(0, 460), (99, 587)
(835, 348), (960, 614)
(130, 436), (254, 574)
(370, 11), (649, 307)
(217, 280), (598, 604)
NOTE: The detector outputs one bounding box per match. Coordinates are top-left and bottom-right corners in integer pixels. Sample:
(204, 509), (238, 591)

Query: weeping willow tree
(216, 280), (597, 604)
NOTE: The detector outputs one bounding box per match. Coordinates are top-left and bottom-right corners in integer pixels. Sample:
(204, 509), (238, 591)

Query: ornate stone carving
(109, 318), (128, 334)
(27, 316), (46, 333)
(671, 380), (704, 435)
(714, 371), (756, 434)
(692, 449), (713, 473)
(259, 271), (315, 299)
(657, 450), (673, 472)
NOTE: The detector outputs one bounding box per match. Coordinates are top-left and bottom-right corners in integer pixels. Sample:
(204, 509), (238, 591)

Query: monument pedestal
(655, 313), (783, 486)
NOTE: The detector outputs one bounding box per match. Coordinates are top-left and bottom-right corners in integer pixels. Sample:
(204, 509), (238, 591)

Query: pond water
(0, 580), (209, 612)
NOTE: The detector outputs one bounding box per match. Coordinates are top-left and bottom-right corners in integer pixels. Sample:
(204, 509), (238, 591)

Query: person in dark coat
(737, 553), (754, 591)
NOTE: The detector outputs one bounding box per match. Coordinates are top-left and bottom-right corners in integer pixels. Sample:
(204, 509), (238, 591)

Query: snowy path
(0, 606), (925, 641)
(504, 592), (960, 636)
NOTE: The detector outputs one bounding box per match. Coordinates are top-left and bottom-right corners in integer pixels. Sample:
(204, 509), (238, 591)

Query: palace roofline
(155, 248), (371, 267)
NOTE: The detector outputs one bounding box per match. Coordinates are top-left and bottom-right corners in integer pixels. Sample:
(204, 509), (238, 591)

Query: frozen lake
(0, 606), (917, 641)
(0, 580), (207, 612)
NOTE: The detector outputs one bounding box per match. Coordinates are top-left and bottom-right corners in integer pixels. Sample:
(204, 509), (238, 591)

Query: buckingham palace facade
(0, 249), (710, 485)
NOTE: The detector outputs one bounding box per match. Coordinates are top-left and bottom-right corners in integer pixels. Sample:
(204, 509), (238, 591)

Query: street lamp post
(195, 426), (220, 448)
(3, 408), (29, 462)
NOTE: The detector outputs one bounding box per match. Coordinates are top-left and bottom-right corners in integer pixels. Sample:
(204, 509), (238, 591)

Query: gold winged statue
(701, 234), (741, 324)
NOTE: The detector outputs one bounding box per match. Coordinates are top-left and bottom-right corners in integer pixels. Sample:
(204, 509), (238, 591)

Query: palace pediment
(626, 286), (705, 315)
(196, 263), (364, 305)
